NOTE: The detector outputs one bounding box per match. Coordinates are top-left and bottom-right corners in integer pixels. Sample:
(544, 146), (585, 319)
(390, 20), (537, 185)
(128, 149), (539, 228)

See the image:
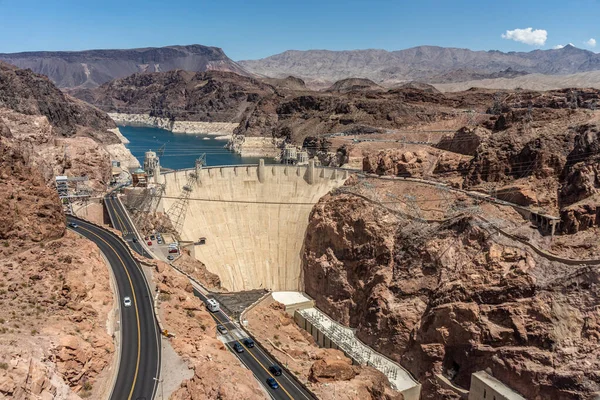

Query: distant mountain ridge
(238, 45), (600, 86)
(0, 44), (250, 88)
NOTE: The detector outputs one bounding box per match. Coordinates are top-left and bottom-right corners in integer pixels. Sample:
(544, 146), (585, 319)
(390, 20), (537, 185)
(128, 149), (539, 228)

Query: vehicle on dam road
(243, 338), (255, 348)
(216, 324), (228, 335)
(123, 296), (132, 307)
(233, 343), (244, 353)
(266, 378), (279, 390)
(269, 365), (282, 376)
(205, 298), (220, 312)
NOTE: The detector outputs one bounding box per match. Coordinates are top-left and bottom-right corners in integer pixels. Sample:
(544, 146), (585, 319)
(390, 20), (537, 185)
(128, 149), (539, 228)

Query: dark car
(132, 237), (137, 243)
(269, 365), (282, 376)
(150, 235), (156, 240)
(233, 343), (244, 353)
(167, 255), (174, 261)
(68, 222), (78, 228)
(266, 377), (279, 390)
(243, 338), (255, 348)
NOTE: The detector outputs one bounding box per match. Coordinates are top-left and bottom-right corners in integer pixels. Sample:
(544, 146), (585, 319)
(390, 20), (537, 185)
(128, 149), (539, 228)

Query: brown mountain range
(0, 44), (249, 89)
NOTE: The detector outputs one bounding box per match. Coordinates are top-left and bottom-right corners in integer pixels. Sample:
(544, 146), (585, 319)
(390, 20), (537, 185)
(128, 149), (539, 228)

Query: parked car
(216, 325), (228, 335)
(168, 248), (178, 253)
(243, 338), (255, 348)
(150, 235), (156, 240)
(167, 255), (174, 261)
(233, 343), (244, 353)
(266, 378), (279, 390)
(123, 297), (132, 307)
(147, 241), (152, 246)
(144, 236), (150, 241)
(269, 365), (282, 376)
(157, 238), (163, 244)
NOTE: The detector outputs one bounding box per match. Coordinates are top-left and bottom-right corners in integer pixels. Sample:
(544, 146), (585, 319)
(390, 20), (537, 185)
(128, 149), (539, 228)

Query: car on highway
(233, 343), (244, 353)
(269, 365), (283, 376)
(132, 237), (137, 243)
(243, 338), (255, 348)
(123, 297), (132, 307)
(266, 378), (279, 390)
(68, 222), (78, 228)
(216, 325), (228, 335)
(167, 255), (174, 261)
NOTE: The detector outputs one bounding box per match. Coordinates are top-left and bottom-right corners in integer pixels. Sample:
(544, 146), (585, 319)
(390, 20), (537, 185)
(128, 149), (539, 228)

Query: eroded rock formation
(302, 183), (600, 399)
(0, 143), (115, 399)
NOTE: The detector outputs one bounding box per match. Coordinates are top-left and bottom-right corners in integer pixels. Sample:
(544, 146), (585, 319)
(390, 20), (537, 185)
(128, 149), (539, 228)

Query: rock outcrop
(302, 181), (600, 399)
(0, 143), (115, 399)
(245, 298), (403, 400)
(0, 61), (135, 187)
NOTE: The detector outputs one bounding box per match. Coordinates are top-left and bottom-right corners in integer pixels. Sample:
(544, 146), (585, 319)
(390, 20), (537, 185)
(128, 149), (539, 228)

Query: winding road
(104, 195), (315, 399)
(67, 216), (161, 400)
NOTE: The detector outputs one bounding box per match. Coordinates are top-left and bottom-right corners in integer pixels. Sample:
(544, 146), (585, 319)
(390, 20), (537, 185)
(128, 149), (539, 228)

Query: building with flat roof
(468, 370), (525, 400)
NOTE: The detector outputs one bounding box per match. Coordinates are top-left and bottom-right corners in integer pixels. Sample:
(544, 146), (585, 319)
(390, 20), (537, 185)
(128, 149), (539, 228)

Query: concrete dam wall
(159, 162), (348, 291)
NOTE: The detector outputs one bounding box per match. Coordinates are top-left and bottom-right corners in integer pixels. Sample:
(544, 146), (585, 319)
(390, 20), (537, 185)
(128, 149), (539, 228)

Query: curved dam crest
(159, 162), (348, 291)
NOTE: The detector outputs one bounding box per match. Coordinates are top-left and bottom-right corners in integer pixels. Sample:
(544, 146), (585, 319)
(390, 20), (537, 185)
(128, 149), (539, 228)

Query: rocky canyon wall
(302, 179), (600, 399)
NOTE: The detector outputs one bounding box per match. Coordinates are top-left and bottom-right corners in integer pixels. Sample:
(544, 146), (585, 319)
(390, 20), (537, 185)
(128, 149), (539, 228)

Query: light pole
(153, 377), (164, 400)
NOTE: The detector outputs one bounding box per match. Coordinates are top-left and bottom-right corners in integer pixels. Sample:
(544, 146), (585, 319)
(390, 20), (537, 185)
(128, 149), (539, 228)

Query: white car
(123, 297), (132, 307)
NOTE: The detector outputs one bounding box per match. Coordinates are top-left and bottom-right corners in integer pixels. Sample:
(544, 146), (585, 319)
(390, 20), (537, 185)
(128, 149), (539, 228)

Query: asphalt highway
(67, 216), (161, 400)
(105, 193), (314, 399)
(104, 195), (153, 258)
(192, 287), (315, 400)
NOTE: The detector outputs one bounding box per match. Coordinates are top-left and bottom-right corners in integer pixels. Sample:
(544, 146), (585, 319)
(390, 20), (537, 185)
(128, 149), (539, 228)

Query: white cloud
(553, 43), (574, 49)
(585, 38), (597, 48)
(501, 27), (548, 46)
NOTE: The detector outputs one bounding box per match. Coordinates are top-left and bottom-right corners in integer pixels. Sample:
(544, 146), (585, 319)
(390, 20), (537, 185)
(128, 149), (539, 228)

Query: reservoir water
(119, 126), (268, 169)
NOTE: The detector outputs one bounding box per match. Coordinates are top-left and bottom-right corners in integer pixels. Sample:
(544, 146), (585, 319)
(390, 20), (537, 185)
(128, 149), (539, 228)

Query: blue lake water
(119, 126), (269, 170)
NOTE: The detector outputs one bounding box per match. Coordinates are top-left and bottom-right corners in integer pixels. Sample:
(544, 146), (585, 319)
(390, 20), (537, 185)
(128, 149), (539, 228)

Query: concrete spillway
(159, 162), (348, 291)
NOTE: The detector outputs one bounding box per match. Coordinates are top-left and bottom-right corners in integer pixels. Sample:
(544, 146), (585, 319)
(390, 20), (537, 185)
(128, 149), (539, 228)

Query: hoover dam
(159, 161), (348, 291)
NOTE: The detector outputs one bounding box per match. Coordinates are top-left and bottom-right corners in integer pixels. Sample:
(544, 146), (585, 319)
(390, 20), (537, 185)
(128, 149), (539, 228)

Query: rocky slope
(0, 142), (116, 399)
(0, 61), (138, 187)
(435, 70), (600, 92)
(239, 45), (600, 87)
(302, 178), (600, 399)
(0, 44), (249, 88)
(71, 70), (276, 123)
(74, 69), (472, 146)
(152, 261), (266, 400)
(245, 298), (402, 400)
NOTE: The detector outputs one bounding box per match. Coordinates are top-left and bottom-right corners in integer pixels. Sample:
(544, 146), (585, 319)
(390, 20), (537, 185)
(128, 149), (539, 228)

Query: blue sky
(0, 0), (598, 59)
